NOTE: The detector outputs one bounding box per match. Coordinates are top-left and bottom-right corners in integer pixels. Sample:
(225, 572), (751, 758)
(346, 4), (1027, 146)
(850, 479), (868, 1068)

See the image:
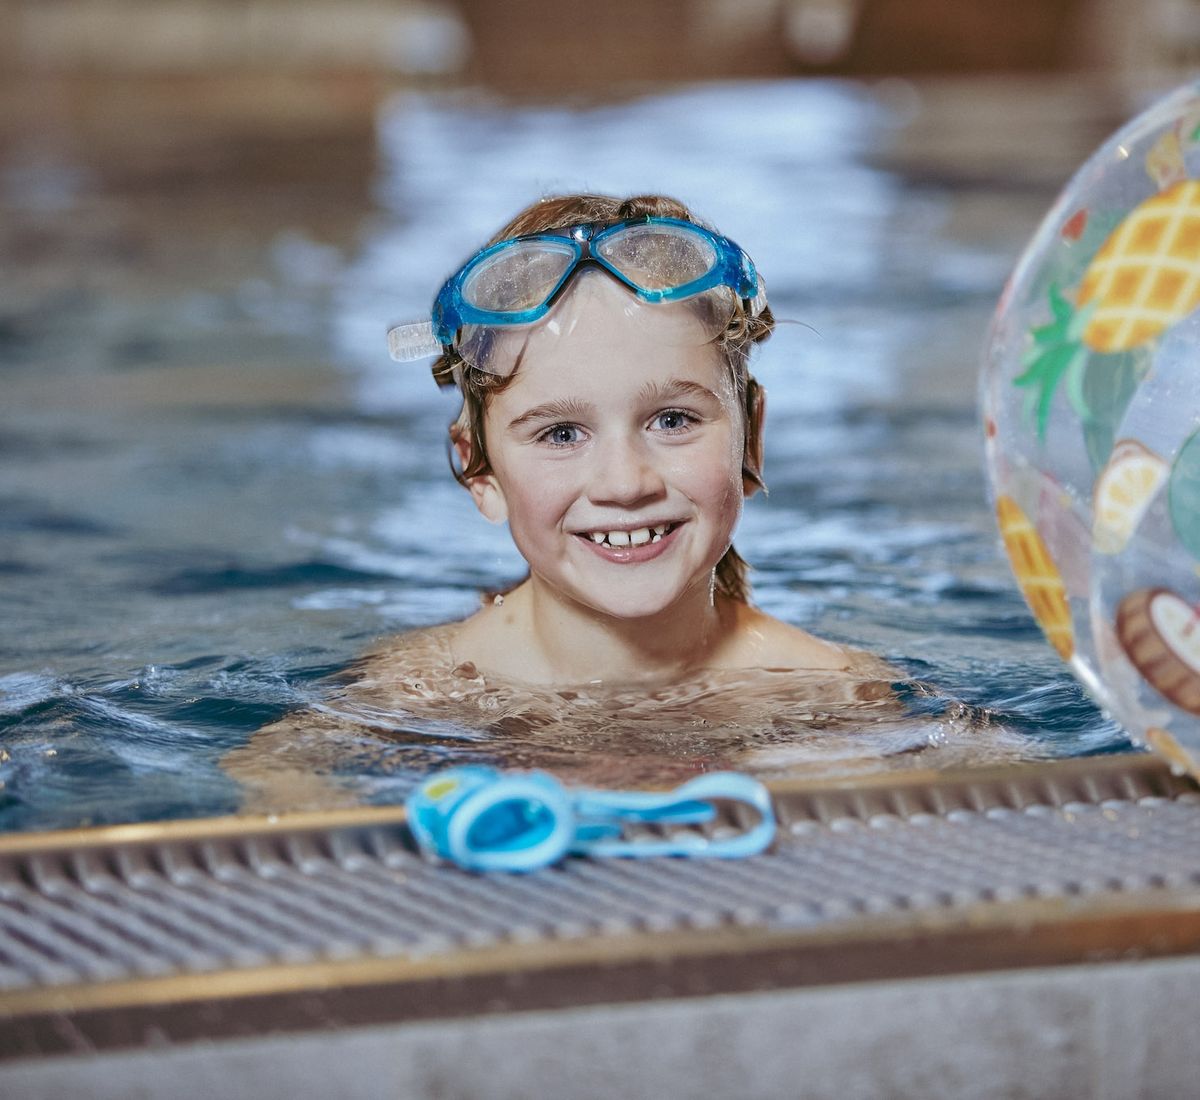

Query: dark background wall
(0, 0), (1191, 91)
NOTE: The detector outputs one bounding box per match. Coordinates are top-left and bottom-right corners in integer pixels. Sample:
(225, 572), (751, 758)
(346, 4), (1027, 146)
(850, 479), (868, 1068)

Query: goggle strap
(388, 320), (444, 362)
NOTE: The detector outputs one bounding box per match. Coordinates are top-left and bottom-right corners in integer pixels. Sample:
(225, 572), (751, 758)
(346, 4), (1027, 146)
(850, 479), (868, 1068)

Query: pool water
(0, 76), (1134, 831)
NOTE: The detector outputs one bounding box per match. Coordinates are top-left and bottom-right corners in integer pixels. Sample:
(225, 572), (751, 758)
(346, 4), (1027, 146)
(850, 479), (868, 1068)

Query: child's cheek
(667, 434), (742, 502)
(506, 454), (579, 523)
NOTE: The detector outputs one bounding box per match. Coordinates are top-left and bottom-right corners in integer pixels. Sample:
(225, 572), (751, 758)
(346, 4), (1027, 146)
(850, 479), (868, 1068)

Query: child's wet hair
(436, 193), (774, 604)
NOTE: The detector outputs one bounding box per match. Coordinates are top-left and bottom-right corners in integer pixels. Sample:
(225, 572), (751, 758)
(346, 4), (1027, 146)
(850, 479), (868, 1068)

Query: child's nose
(587, 437), (667, 508)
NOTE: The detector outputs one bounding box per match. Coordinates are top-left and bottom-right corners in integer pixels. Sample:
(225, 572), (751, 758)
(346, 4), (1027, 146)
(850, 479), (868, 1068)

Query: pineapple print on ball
(1016, 180), (1200, 440)
(1079, 180), (1200, 352)
(996, 495), (1075, 660)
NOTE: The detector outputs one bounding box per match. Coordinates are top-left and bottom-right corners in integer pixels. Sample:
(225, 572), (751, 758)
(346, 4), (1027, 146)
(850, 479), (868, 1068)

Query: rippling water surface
(0, 78), (1135, 830)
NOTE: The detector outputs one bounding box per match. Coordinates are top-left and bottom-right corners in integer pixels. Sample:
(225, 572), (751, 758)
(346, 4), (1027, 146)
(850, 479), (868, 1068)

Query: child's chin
(579, 581), (695, 621)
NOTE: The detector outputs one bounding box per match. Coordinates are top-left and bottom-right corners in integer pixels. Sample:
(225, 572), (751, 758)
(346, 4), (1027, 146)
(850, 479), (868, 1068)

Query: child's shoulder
(347, 621), (462, 683)
(726, 601), (895, 676)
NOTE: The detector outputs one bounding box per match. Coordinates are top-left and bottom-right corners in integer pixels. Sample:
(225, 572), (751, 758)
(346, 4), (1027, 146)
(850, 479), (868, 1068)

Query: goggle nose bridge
(536, 223), (647, 314)
(561, 222), (707, 306)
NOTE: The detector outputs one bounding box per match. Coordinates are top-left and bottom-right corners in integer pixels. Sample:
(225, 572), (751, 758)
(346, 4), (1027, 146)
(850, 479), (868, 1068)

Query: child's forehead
(491, 274), (733, 404)
(498, 341), (731, 408)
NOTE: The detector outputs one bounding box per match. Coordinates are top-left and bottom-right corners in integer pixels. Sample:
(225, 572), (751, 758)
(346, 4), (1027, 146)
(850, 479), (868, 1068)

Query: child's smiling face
(465, 274), (754, 621)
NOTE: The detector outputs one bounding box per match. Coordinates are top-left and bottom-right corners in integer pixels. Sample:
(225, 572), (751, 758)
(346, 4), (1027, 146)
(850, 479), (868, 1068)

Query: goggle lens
(595, 222), (718, 291)
(461, 238), (576, 313)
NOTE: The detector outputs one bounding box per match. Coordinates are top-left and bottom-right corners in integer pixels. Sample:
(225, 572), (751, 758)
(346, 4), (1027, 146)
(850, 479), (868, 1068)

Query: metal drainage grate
(1, 753), (1199, 1055)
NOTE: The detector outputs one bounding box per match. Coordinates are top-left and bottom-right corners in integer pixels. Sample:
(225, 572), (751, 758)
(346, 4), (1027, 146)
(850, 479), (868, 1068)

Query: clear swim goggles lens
(387, 217), (767, 377)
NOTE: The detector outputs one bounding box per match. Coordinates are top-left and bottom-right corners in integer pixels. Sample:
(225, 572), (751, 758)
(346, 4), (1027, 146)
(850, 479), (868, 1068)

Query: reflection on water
(0, 77), (1135, 831)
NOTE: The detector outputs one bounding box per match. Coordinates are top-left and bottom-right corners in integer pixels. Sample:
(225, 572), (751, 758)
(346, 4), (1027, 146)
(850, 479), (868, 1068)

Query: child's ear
(742, 380), (767, 498)
(469, 472), (509, 525)
(451, 427), (508, 524)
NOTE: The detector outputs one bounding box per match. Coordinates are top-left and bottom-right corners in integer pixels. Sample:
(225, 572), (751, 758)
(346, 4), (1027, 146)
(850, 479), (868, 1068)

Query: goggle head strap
(388, 320), (441, 362)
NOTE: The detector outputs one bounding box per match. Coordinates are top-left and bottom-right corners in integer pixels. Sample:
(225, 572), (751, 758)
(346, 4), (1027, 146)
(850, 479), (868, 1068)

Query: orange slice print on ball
(1093, 438), (1168, 554)
(1117, 587), (1200, 715)
(996, 495), (1074, 660)
(1145, 726), (1200, 781)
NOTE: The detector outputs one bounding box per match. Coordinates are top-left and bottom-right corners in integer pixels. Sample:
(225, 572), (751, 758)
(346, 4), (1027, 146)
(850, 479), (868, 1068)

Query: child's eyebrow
(637, 378), (722, 405)
(507, 380), (722, 431)
(507, 397), (594, 430)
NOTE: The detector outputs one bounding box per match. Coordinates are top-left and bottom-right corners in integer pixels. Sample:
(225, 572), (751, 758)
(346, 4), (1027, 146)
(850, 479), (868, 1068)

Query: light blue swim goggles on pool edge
(406, 765), (776, 872)
(387, 217), (768, 376)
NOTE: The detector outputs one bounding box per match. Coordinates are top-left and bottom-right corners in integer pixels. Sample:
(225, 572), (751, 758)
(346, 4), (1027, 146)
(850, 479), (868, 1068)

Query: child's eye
(539, 423), (584, 446)
(652, 409), (696, 433)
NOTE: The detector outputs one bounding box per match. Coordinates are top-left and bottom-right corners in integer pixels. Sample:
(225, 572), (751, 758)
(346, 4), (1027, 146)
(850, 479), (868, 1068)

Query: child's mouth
(573, 522), (682, 562)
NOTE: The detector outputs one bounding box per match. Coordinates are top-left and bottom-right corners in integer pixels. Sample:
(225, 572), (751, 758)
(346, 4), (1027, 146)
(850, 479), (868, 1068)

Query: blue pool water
(0, 78), (1134, 831)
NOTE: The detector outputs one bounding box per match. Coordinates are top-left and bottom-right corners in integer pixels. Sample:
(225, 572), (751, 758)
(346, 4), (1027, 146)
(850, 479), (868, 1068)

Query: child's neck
(508, 574), (735, 685)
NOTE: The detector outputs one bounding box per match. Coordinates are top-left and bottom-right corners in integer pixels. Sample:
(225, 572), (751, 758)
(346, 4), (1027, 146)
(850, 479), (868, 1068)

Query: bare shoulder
(345, 621), (463, 686)
(728, 602), (897, 676)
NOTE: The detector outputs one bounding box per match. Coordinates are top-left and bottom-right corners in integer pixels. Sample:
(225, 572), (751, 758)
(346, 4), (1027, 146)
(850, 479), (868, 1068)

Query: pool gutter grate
(2, 753), (1200, 1057)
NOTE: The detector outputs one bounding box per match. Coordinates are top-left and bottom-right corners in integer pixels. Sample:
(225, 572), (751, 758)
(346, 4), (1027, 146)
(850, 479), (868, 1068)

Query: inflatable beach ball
(981, 82), (1200, 779)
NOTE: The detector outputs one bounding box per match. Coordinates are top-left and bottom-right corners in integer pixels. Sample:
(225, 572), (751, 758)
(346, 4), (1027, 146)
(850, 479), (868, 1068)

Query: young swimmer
(380, 192), (881, 686)
(224, 193), (1032, 810)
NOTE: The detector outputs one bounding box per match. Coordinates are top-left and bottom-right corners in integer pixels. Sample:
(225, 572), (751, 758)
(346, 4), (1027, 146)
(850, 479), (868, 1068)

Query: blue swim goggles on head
(387, 217), (767, 376)
(405, 765), (777, 873)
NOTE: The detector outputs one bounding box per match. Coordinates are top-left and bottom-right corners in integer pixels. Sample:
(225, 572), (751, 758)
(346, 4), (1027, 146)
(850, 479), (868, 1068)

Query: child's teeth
(587, 524), (672, 547)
